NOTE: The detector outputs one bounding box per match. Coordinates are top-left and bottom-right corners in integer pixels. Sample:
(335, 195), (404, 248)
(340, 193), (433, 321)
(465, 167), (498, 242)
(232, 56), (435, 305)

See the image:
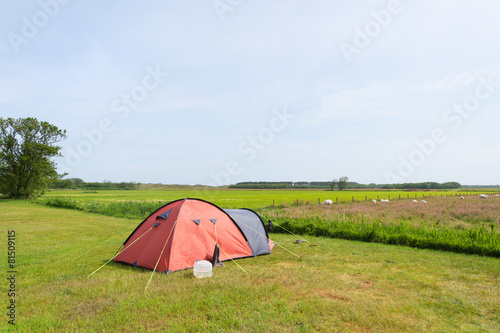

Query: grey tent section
(224, 208), (271, 256)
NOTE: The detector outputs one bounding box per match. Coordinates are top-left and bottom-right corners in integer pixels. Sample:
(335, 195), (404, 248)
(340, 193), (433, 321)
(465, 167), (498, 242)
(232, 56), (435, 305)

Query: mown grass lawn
(1, 200), (499, 332)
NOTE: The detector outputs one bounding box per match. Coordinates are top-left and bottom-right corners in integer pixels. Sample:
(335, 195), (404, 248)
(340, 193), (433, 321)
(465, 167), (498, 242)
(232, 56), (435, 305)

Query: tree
(338, 176), (349, 191)
(0, 117), (66, 198)
(329, 178), (338, 191)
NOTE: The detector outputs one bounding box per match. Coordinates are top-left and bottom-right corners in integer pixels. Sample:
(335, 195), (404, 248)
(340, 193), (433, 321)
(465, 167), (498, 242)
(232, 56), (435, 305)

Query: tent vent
(132, 261), (138, 267)
(192, 219), (201, 225)
(156, 208), (173, 220)
(209, 218), (217, 224)
(164, 269), (172, 275)
(153, 223), (161, 228)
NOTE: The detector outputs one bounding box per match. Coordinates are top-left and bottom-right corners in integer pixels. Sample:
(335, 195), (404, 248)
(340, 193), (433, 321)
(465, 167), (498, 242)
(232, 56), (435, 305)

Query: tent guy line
(229, 216), (302, 259)
(197, 223), (249, 275)
(88, 225), (156, 278)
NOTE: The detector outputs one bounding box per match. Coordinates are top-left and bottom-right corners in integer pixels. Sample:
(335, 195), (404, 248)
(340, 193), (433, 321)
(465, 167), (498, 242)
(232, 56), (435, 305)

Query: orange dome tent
(114, 198), (273, 274)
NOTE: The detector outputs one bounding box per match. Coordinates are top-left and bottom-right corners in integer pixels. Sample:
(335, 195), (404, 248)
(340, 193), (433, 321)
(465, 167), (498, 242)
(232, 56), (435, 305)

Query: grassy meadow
(261, 195), (500, 257)
(1, 199), (500, 332)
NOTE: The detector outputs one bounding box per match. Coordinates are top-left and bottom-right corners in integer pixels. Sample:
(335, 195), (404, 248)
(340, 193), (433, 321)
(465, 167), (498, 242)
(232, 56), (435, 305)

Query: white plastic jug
(193, 259), (212, 278)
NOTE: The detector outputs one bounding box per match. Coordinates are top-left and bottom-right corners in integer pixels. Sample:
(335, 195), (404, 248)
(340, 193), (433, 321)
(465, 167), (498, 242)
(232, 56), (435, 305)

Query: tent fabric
(223, 208), (273, 256)
(114, 198), (272, 274)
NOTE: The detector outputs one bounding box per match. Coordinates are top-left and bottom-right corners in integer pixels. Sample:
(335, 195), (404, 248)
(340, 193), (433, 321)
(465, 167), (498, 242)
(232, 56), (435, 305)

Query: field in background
(41, 188), (491, 209)
(2, 200), (499, 332)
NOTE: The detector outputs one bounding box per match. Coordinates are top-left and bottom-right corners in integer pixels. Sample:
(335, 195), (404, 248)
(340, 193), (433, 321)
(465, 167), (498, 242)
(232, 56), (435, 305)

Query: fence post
(352, 196), (354, 202)
(336, 197), (338, 203)
(365, 195), (367, 201)
(273, 199), (275, 207)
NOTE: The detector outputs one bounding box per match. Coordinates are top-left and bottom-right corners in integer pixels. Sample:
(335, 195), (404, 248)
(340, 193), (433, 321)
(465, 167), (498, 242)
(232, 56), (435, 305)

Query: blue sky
(2, 0), (499, 185)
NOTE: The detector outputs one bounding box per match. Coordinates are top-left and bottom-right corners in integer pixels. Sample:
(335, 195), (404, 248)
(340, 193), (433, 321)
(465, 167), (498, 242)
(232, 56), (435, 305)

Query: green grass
(1, 200), (500, 332)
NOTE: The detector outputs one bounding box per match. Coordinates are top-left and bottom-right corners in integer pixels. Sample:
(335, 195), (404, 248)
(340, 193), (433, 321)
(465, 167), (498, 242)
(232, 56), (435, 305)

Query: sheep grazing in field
(372, 199), (377, 203)
(461, 196), (465, 199)
(479, 194), (488, 199)
(380, 199), (389, 202)
(412, 200), (418, 203)
(421, 200), (427, 203)
(322, 199), (333, 205)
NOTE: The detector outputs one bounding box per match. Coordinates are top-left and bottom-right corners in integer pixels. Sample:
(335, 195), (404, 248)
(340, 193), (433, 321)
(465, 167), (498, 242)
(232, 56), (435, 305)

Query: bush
(36, 198), (166, 220)
(39, 197), (82, 210)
